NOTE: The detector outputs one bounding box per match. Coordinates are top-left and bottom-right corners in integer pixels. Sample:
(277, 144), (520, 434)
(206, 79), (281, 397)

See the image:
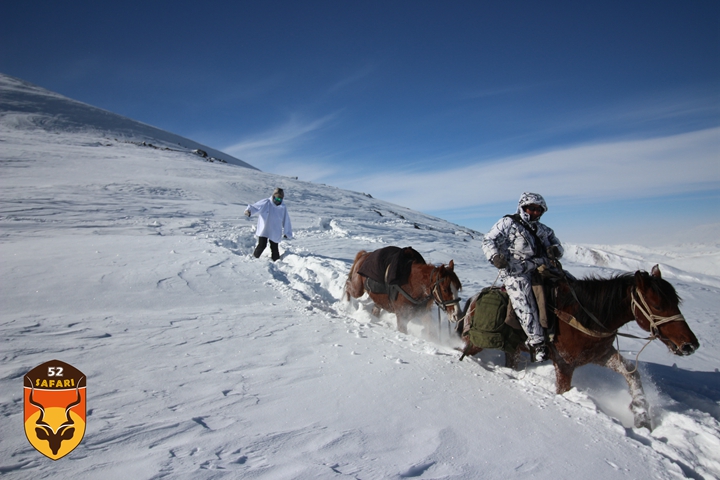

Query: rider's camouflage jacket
(482, 193), (563, 277)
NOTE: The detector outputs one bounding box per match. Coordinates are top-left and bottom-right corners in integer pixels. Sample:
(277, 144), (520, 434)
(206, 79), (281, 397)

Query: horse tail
(345, 250), (368, 301)
(352, 249), (368, 265)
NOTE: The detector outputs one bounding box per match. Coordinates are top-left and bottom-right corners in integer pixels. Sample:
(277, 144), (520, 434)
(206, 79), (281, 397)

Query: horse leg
(552, 353), (576, 395)
(597, 350), (651, 430)
(420, 311), (438, 341)
(459, 343), (483, 360)
(504, 348), (522, 370)
(396, 313), (410, 334)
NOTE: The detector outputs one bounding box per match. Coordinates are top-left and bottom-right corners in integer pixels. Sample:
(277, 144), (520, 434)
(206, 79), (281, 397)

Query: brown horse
(345, 249), (462, 336)
(459, 265), (699, 429)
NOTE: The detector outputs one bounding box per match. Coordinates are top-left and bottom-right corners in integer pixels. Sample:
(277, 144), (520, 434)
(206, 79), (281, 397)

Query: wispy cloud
(458, 81), (555, 100)
(327, 64), (377, 94)
(517, 91), (720, 148)
(224, 114), (337, 164)
(328, 127), (720, 211)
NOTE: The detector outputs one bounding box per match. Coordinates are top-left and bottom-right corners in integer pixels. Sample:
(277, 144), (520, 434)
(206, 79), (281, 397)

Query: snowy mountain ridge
(0, 73), (257, 169)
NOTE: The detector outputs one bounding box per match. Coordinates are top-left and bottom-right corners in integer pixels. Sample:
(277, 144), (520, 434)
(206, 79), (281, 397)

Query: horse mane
(567, 271), (681, 330)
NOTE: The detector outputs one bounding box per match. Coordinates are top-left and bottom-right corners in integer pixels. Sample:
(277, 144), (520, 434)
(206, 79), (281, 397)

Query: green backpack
(466, 287), (525, 354)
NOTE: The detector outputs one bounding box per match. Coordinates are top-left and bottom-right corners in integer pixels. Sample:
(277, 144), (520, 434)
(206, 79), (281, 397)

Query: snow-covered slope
(0, 73), (256, 169)
(1, 75), (719, 479)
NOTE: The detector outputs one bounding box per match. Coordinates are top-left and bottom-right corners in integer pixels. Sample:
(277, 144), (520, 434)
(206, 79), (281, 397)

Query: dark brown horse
(459, 265), (699, 429)
(345, 249), (462, 336)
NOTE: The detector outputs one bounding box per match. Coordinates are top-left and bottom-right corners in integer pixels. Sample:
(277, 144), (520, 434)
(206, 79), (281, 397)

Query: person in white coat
(481, 192), (563, 362)
(245, 188), (293, 261)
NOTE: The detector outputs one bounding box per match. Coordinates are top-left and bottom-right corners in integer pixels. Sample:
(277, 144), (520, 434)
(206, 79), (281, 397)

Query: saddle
(364, 276), (399, 300)
(501, 266), (565, 345)
(358, 246), (426, 298)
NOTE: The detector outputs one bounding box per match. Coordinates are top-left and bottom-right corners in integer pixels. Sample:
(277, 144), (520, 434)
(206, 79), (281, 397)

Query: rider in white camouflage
(481, 192), (563, 362)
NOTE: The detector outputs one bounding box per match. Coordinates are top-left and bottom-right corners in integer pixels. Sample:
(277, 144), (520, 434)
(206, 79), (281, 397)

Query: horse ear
(448, 260), (454, 270)
(651, 264), (661, 278)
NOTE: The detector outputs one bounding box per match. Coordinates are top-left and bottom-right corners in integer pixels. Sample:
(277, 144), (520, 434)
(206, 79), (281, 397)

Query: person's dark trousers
(253, 236), (280, 261)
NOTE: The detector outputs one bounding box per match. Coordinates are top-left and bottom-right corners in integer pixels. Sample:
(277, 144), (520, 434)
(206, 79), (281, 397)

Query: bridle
(630, 286), (686, 338)
(393, 266), (461, 313)
(614, 286), (687, 373)
(429, 267), (462, 312)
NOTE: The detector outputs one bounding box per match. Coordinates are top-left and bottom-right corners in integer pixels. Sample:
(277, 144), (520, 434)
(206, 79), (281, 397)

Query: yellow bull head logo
(24, 360), (86, 460)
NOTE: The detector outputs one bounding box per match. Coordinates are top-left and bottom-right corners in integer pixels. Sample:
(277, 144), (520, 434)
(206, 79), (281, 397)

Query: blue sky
(2, 1), (718, 245)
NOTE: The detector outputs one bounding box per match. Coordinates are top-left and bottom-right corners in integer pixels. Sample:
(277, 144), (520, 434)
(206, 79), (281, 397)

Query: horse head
(632, 265), (699, 356)
(433, 260), (463, 323)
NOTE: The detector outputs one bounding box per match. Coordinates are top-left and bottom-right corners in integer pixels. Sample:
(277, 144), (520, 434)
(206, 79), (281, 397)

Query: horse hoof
(634, 413), (651, 430)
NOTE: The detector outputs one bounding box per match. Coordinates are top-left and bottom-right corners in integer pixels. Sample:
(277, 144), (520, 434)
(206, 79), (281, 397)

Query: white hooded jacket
(246, 197), (293, 243)
(481, 192), (563, 276)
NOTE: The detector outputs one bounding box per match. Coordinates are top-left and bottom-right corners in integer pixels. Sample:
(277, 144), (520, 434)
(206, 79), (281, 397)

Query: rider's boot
(528, 341), (550, 363)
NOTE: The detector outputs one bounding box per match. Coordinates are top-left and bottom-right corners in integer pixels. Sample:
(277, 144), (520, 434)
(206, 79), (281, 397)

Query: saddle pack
(462, 287), (526, 354)
(462, 272), (563, 354)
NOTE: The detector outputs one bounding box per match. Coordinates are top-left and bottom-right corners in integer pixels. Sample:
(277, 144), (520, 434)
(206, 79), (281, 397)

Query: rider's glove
(491, 254), (508, 269)
(548, 245), (562, 259)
